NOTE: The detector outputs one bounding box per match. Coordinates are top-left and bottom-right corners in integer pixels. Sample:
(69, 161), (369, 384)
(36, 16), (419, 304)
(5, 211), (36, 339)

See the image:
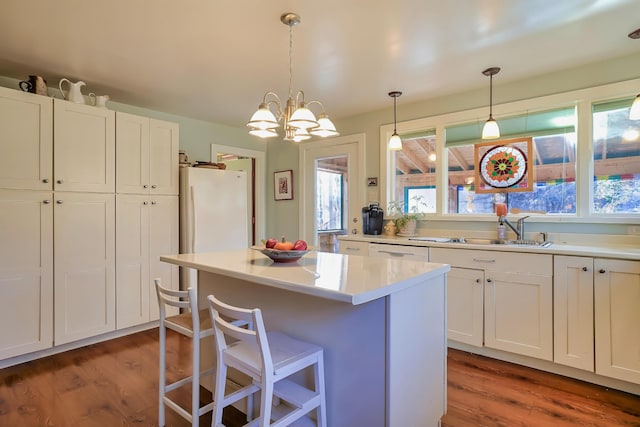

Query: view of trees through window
(316, 169), (343, 231)
(391, 97), (640, 216)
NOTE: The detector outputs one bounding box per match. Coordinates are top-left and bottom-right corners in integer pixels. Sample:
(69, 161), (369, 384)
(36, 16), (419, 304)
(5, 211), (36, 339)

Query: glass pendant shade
(388, 132), (402, 150)
(249, 128), (279, 138)
(310, 114), (339, 137)
(288, 106), (318, 129)
(292, 128), (312, 142)
(482, 117), (500, 139)
(630, 94), (640, 120)
(247, 104), (278, 130)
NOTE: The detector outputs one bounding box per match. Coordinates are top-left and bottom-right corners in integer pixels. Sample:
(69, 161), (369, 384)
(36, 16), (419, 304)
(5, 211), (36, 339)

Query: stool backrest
(207, 294), (273, 375)
(155, 279), (199, 335)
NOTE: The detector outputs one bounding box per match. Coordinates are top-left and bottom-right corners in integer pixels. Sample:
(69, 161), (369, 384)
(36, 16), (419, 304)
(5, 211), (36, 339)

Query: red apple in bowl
(293, 239), (308, 250)
(265, 238), (278, 249)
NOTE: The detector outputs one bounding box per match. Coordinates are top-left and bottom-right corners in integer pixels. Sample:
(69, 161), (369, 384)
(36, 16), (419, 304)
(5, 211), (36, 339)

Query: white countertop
(340, 234), (640, 260)
(160, 249), (450, 305)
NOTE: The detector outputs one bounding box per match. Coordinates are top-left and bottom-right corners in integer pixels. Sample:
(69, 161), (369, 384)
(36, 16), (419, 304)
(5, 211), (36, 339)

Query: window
(315, 169), (344, 231)
(390, 130), (437, 213)
(592, 98), (640, 214)
(444, 107), (577, 214)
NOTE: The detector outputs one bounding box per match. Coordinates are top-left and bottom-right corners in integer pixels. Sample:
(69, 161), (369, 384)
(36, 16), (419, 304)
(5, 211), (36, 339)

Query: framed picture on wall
(474, 137), (533, 193)
(274, 170), (294, 201)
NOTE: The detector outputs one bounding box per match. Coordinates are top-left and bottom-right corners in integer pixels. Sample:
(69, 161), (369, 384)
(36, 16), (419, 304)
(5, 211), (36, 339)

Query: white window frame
(380, 78), (640, 224)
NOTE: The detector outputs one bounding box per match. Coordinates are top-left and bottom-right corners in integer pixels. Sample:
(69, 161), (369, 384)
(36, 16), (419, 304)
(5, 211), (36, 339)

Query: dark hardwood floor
(1, 328), (638, 426)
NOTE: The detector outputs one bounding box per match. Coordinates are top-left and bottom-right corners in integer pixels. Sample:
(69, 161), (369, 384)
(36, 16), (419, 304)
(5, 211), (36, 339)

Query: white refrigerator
(179, 166), (249, 290)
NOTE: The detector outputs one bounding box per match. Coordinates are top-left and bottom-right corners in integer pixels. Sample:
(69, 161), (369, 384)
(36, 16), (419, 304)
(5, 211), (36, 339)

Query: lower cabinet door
(54, 193), (115, 345)
(484, 270), (553, 361)
(595, 258), (640, 384)
(0, 190), (53, 359)
(446, 267), (484, 346)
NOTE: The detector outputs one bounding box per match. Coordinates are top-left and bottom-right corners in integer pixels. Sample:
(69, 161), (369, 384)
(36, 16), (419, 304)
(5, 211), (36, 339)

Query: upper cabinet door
(115, 114), (178, 195)
(0, 87), (53, 190)
(116, 112), (150, 194)
(149, 119), (179, 195)
(53, 99), (115, 193)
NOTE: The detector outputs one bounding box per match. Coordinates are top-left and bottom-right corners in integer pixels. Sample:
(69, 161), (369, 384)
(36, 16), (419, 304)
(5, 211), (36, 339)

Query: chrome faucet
(499, 215), (529, 241)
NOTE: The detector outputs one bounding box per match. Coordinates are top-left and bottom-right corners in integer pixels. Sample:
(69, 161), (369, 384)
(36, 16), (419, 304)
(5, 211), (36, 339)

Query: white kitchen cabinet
(443, 266), (483, 346)
(53, 99), (115, 193)
(0, 87), (53, 190)
(54, 192), (116, 345)
(430, 247), (553, 360)
(116, 194), (178, 329)
(594, 258), (640, 385)
(116, 112), (179, 195)
(554, 255), (594, 371)
(0, 190), (53, 359)
(338, 239), (369, 256)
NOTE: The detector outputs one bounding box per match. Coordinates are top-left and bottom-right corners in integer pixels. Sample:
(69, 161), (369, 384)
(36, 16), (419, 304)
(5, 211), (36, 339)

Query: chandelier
(246, 13), (339, 142)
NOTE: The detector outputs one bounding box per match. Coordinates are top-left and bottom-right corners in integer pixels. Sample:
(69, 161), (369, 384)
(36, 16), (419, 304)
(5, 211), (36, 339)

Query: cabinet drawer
(338, 240), (369, 256)
(369, 243), (428, 261)
(430, 248), (551, 275)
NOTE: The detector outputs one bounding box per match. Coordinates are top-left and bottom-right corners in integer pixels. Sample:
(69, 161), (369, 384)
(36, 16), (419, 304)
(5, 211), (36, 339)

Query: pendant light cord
(489, 74), (493, 118)
(393, 96), (398, 133)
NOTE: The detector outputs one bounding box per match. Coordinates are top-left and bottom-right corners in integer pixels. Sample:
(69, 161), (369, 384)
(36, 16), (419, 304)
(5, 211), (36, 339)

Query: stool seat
(208, 294), (327, 427)
(165, 308), (213, 337)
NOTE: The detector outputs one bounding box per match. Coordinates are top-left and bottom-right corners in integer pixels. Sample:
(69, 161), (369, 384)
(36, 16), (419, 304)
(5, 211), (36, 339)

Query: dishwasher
(368, 243), (429, 261)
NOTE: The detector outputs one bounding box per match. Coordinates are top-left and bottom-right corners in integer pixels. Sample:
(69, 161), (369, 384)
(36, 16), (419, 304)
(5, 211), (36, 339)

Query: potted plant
(387, 195), (427, 236)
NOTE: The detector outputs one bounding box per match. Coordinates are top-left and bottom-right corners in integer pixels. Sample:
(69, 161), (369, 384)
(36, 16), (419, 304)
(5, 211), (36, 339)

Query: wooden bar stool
(155, 279), (214, 427)
(208, 294), (327, 427)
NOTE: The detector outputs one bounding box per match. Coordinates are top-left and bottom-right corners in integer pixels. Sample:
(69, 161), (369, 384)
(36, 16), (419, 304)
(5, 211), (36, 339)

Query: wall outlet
(628, 226), (640, 235)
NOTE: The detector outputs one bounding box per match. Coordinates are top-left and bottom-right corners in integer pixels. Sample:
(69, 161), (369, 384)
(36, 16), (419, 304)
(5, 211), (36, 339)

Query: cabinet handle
(473, 258), (496, 263)
(151, 185), (157, 189)
(582, 267), (588, 272)
(599, 269), (606, 274)
(345, 247), (360, 251)
(143, 185), (149, 189)
(43, 200), (51, 204)
(143, 201), (148, 205)
(475, 278), (481, 284)
(57, 179), (63, 184)
(486, 278), (493, 283)
(42, 178), (49, 183)
(56, 200), (63, 204)
(151, 201), (157, 205)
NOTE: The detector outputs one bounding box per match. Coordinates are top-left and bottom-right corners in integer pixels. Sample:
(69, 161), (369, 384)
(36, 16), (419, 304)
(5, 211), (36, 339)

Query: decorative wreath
(479, 145), (528, 188)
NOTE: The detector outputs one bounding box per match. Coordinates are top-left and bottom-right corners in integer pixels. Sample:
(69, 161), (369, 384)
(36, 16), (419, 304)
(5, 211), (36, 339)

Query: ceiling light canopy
(388, 91), (403, 151)
(246, 13), (338, 142)
(482, 67), (501, 139)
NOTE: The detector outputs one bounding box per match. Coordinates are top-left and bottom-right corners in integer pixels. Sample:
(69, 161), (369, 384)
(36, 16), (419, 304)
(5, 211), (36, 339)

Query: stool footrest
(273, 379), (319, 409)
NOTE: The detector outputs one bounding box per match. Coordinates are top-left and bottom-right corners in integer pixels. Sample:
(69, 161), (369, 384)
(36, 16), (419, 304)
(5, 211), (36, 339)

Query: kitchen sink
(448, 237), (553, 247)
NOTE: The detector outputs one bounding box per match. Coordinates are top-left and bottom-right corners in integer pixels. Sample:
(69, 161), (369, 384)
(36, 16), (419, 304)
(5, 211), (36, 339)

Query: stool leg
(158, 323), (166, 426)
(315, 355), (327, 427)
(212, 361), (227, 427)
(259, 380), (274, 427)
(192, 333), (200, 427)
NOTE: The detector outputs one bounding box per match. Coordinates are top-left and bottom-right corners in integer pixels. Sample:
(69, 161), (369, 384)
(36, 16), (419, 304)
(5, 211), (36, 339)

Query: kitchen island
(160, 249), (450, 427)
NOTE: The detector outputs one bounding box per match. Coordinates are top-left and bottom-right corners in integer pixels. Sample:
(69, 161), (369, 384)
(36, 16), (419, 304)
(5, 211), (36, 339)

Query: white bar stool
(208, 294), (327, 427)
(155, 278), (214, 427)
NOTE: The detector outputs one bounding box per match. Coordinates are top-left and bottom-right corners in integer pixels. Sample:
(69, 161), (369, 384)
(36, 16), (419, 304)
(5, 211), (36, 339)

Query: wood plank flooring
(1, 328), (638, 426)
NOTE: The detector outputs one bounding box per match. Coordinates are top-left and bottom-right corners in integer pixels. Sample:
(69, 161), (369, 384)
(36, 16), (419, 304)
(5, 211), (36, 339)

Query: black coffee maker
(362, 203), (384, 235)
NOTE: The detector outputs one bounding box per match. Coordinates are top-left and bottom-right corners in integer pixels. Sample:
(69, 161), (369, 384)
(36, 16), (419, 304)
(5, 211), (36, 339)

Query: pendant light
(388, 91), (403, 150)
(482, 67), (501, 139)
(630, 94), (640, 120)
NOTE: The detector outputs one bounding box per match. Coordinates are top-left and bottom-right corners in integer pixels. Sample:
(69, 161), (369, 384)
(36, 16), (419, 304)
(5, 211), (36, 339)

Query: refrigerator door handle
(190, 185), (197, 253)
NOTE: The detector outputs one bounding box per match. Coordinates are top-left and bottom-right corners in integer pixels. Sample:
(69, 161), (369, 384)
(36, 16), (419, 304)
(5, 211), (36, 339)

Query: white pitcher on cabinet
(59, 78), (86, 104)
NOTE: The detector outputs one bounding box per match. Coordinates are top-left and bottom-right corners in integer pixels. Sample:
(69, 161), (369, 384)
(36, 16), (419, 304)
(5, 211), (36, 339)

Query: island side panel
(197, 270), (387, 427)
(387, 274), (447, 426)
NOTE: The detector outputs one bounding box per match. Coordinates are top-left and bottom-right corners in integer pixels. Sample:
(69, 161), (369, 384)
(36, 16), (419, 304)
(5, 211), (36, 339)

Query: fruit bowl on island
(253, 237), (311, 263)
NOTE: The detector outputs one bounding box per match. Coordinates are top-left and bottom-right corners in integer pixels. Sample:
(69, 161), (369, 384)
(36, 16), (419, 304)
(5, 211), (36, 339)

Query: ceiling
(0, 0), (639, 128)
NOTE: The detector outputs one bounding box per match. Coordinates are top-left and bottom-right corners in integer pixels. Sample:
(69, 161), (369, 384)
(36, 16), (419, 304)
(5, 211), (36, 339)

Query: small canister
(384, 220), (397, 236)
